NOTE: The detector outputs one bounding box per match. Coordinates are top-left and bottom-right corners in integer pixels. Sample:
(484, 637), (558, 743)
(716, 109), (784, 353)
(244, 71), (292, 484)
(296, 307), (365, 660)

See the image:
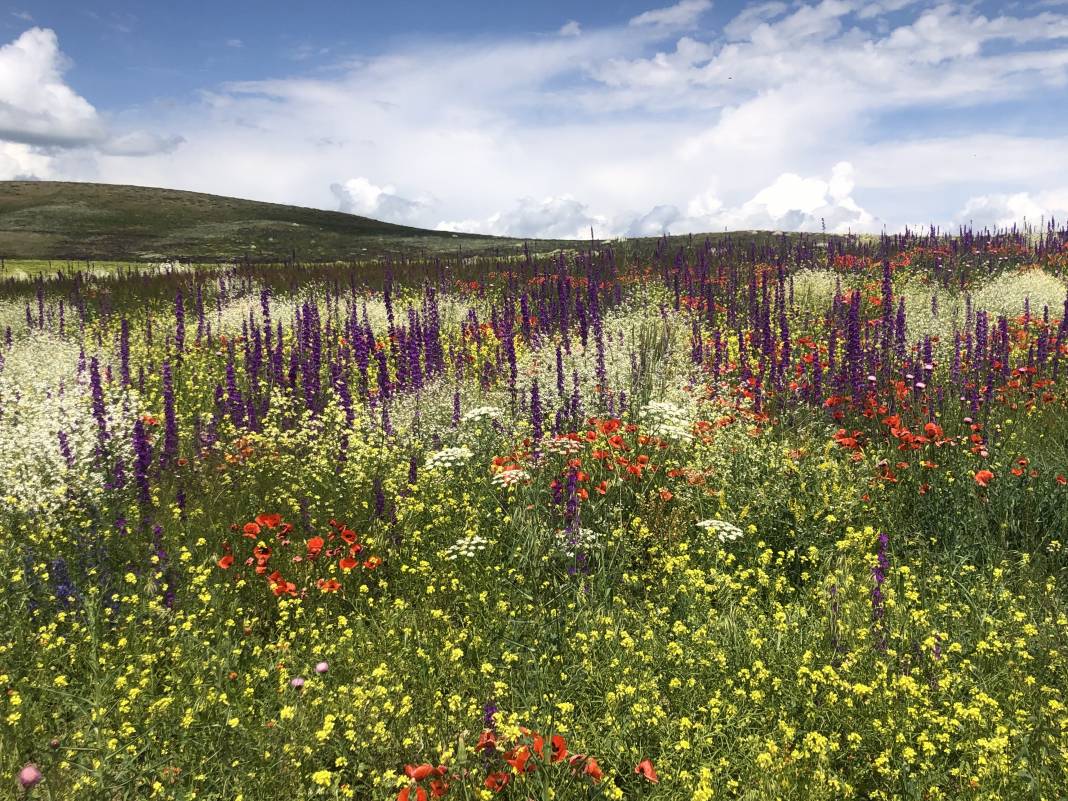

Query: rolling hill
(0, 181), (558, 262)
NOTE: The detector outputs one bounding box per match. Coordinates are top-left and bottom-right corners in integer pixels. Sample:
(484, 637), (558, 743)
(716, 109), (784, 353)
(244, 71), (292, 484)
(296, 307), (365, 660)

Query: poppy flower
(217, 555), (234, 569)
(256, 513), (282, 528)
(484, 772), (510, 792)
(635, 758), (659, 783)
(340, 528), (358, 544)
(659, 488), (674, 501)
(306, 536), (324, 556)
(363, 556), (383, 569)
(405, 764), (435, 781)
(475, 730), (497, 752)
(397, 787), (427, 801)
(551, 734), (567, 763)
(339, 557), (358, 570)
(583, 757), (604, 783)
(243, 522), (261, 537)
(317, 579), (341, 592)
(974, 469), (995, 487)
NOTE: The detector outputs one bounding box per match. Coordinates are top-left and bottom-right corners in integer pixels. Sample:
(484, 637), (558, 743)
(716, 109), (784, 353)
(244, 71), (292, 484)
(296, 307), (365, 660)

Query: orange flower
(340, 528), (358, 545)
(339, 557), (358, 570)
(317, 578), (341, 593)
(974, 469), (994, 487)
(484, 772), (510, 793)
(256, 513), (282, 528)
(583, 757), (604, 783)
(242, 522), (261, 538)
(306, 536), (324, 556)
(363, 556), (383, 570)
(550, 734), (567, 763)
(475, 730), (497, 752)
(658, 488), (674, 501)
(635, 758), (659, 783)
(405, 764), (435, 782)
(397, 787), (427, 801)
(217, 555), (234, 569)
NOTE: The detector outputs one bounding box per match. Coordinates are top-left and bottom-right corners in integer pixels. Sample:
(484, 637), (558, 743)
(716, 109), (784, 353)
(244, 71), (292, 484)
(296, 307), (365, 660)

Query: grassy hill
(0, 181), (560, 262)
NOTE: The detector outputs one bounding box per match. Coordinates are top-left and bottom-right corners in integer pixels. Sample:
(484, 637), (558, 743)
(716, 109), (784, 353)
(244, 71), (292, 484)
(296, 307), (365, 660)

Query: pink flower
(315, 661), (329, 674)
(18, 763), (43, 789)
(290, 677), (305, 689)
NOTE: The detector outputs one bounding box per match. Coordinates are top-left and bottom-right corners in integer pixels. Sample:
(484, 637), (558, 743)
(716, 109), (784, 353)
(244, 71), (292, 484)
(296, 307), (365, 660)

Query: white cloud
(14, 2), (1068, 237)
(956, 191), (1068, 230)
(0, 141), (53, 180)
(0, 27), (104, 146)
(330, 177), (429, 224)
(629, 0), (713, 29)
(226, 38), (244, 48)
(625, 162), (878, 235)
(559, 20), (582, 37)
(99, 131), (186, 156)
(438, 195), (607, 239)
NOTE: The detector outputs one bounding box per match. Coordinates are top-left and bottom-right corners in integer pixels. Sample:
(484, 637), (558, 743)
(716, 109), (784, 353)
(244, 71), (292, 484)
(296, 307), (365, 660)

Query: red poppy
(317, 578), (341, 592)
(635, 758), (659, 783)
(256, 513), (282, 528)
(484, 772), (510, 792)
(551, 734), (567, 763)
(584, 757), (604, 783)
(243, 522), (261, 537)
(363, 556), (382, 570)
(1057, 475), (1067, 485)
(397, 787), (427, 801)
(306, 536), (324, 556)
(974, 469), (995, 487)
(340, 528), (358, 545)
(658, 488), (673, 501)
(217, 555), (234, 569)
(339, 557), (358, 570)
(405, 764), (435, 782)
(474, 730), (497, 752)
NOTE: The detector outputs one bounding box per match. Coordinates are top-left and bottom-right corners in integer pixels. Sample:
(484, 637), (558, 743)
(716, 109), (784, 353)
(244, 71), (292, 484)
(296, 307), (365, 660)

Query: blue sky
(3, 0), (1068, 236)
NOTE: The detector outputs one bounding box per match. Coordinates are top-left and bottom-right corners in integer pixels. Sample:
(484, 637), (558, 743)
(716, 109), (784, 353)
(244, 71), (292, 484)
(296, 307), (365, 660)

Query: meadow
(0, 228), (1067, 800)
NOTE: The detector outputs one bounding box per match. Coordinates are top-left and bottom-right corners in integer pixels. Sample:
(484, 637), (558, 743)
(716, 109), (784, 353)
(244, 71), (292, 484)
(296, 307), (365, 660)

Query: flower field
(1, 229), (1067, 800)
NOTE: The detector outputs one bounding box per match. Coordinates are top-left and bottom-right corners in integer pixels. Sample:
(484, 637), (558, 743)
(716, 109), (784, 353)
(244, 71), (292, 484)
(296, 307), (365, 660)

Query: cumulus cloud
(559, 20), (582, 37)
(330, 177), (430, 225)
(438, 196), (606, 239)
(0, 26), (184, 175)
(956, 191), (1068, 230)
(0, 27), (104, 146)
(625, 162), (878, 235)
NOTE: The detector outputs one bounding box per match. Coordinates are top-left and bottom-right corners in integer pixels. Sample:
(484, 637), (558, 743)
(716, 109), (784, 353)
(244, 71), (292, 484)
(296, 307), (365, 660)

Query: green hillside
(0, 181), (551, 262)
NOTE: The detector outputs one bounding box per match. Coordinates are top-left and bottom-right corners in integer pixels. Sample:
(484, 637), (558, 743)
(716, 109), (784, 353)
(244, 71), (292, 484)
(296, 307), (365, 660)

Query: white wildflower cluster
(0, 334), (138, 522)
(491, 468), (531, 489)
(542, 436), (584, 456)
(697, 519), (744, 544)
(443, 534), (489, 560)
(424, 446), (474, 472)
(462, 406), (502, 425)
(555, 526), (602, 558)
(640, 400), (693, 441)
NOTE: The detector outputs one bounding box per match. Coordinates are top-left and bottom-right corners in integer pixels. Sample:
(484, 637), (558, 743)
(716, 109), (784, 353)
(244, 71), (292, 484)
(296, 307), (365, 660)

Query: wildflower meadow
(1, 229), (1067, 800)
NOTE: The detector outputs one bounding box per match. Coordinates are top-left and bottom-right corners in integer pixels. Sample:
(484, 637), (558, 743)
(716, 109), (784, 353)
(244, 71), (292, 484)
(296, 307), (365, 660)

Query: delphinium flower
(530, 379), (543, 455)
(160, 362), (178, 464)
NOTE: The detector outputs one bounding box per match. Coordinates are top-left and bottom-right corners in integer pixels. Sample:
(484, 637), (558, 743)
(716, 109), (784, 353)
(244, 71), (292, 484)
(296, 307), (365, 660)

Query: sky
(3, 0), (1068, 237)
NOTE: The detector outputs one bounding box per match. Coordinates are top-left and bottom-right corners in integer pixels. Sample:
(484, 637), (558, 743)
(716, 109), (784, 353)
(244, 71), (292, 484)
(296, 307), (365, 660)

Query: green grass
(0, 181), (840, 267)
(0, 181), (569, 262)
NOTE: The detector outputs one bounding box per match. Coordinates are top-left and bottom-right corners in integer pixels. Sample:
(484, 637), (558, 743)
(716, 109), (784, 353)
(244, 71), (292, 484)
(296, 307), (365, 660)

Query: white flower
(491, 468), (530, 489)
(443, 534), (489, 560)
(425, 446), (474, 471)
(640, 400), (693, 442)
(696, 519), (744, 543)
(461, 406), (502, 425)
(555, 527), (602, 557)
